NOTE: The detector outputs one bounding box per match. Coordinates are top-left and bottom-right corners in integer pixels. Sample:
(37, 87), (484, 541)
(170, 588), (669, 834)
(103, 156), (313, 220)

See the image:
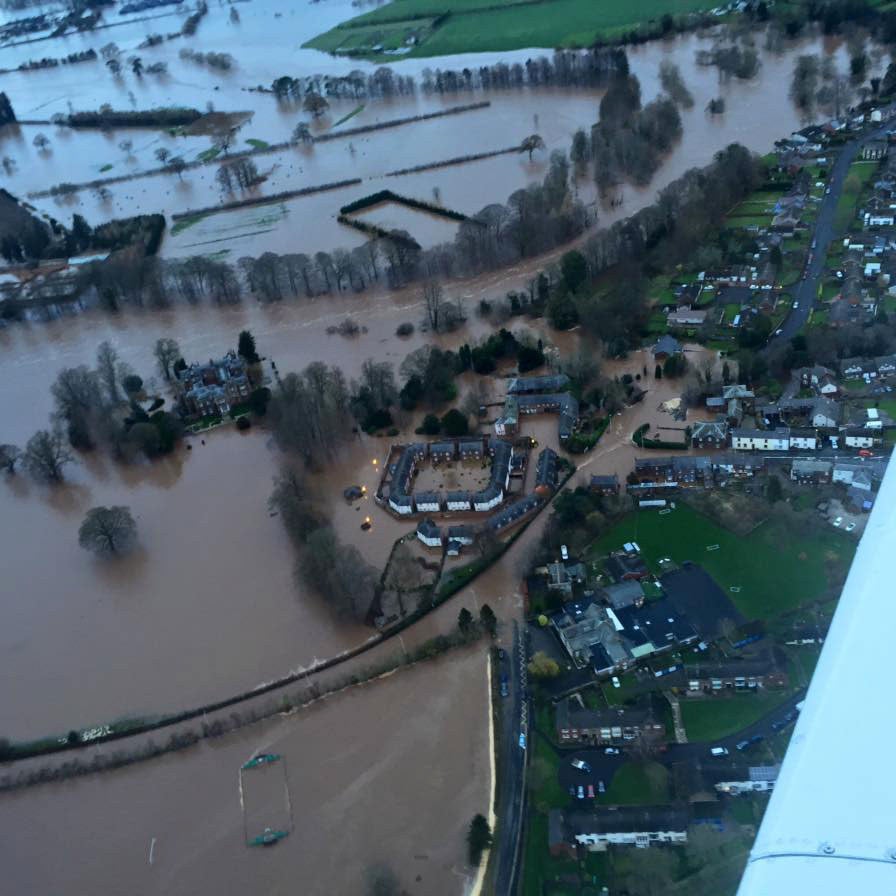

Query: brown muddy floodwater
(0, 647), (492, 896)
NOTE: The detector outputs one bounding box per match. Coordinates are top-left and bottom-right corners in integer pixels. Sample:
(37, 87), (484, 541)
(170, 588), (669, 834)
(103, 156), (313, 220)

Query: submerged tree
(23, 429), (74, 483)
(153, 337), (181, 381)
(78, 505), (138, 556)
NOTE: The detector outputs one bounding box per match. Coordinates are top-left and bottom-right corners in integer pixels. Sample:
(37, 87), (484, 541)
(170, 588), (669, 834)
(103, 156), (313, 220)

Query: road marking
(148, 837), (156, 865)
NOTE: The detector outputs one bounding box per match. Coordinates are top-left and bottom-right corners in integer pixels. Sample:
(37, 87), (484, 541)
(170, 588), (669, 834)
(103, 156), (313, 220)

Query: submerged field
(306, 0), (717, 58)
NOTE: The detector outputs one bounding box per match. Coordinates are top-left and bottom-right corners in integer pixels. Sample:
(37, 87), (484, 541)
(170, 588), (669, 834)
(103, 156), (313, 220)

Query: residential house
(844, 428), (878, 448)
(713, 453), (766, 479)
(862, 140), (888, 161)
(493, 396), (519, 437)
(723, 385), (755, 406)
(691, 420), (729, 449)
(811, 397), (840, 429)
(447, 524), (475, 545)
(414, 491), (441, 513)
(445, 491), (472, 511)
(832, 462), (872, 486)
(798, 365), (838, 395)
(458, 439), (484, 461)
(613, 597), (699, 660)
(864, 407), (884, 430)
(416, 519), (442, 548)
(534, 447), (560, 496)
(791, 459), (832, 484)
(551, 598), (631, 672)
(852, 469), (873, 492)
(847, 485), (875, 512)
(789, 429), (819, 450)
(387, 443), (426, 514)
(175, 351), (251, 418)
(485, 493), (542, 534)
(652, 334), (682, 361)
(549, 807), (689, 855)
(546, 560), (587, 595)
(506, 373), (570, 395)
(667, 308), (707, 328)
(731, 428), (791, 451)
(601, 580), (645, 610)
(684, 655), (787, 695)
(605, 550), (649, 582)
(589, 474), (620, 496)
(555, 701), (665, 746)
(430, 441), (455, 463)
(715, 765), (781, 796)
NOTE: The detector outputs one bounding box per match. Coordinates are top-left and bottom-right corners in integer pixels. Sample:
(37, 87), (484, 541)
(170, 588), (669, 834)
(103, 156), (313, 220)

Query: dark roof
(416, 519), (441, 539)
(590, 474), (619, 488)
(507, 373), (570, 394)
(487, 494), (542, 531)
(659, 564), (744, 641)
(414, 491), (441, 506)
(563, 806), (689, 837)
(535, 447), (559, 489)
(448, 524), (475, 539)
(602, 580), (644, 610)
(614, 597), (698, 648)
(430, 441), (455, 456)
(445, 490), (472, 503)
(653, 334), (682, 356)
(605, 552), (647, 581)
(555, 699), (653, 731)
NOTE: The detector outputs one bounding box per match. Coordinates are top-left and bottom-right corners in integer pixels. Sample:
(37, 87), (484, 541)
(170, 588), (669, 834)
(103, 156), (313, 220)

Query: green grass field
(680, 692), (793, 741)
(306, 0), (715, 58)
(834, 160), (878, 233)
(587, 504), (853, 620)
(602, 760), (670, 804)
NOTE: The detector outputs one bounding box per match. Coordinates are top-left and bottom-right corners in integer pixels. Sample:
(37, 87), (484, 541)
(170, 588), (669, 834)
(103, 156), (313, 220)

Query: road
(492, 622), (529, 896)
(768, 116), (894, 348)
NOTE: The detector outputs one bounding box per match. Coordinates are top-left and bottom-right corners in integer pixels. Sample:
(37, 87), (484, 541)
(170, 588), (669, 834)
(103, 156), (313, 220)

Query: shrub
(441, 408), (469, 437)
(396, 321), (414, 337)
(236, 416), (251, 431)
(420, 413), (441, 435)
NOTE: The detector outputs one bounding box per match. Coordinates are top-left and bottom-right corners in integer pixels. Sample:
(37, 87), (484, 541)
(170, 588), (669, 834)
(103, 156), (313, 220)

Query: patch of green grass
(307, 0), (716, 58)
(586, 504), (854, 620)
(680, 692), (792, 742)
(602, 760), (669, 804)
(99, 163), (113, 172)
(245, 138), (270, 150)
(170, 214), (206, 236)
(332, 103), (366, 128)
(834, 160), (878, 233)
(196, 145), (222, 163)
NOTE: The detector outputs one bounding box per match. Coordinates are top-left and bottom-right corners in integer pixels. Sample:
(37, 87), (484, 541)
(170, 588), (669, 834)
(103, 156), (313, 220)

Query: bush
(236, 416), (251, 431)
(441, 408), (469, 437)
(517, 344), (545, 373)
(249, 386), (271, 416)
(396, 321), (414, 337)
(420, 413), (441, 435)
(363, 407), (393, 432)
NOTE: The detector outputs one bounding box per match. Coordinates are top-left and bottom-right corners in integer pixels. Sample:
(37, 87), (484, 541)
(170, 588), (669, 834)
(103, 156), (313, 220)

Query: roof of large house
(486, 493), (542, 531)
(559, 806), (690, 837)
(416, 519), (441, 539)
(691, 420), (729, 440)
(507, 373), (570, 394)
(535, 447), (559, 488)
(605, 552), (648, 581)
(792, 459), (832, 474)
(732, 427), (791, 440)
(602, 580), (644, 610)
(590, 473), (619, 487)
(812, 396), (840, 421)
(659, 563), (743, 641)
(555, 699), (653, 733)
(723, 384), (754, 400)
(652, 334), (682, 356)
(430, 441), (455, 455)
(614, 597), (698, 649)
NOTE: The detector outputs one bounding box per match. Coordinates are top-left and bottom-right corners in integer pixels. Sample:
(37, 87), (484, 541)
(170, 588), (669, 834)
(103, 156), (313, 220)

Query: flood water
(0, 4), (870, 891)
(0, 646), (493, 896)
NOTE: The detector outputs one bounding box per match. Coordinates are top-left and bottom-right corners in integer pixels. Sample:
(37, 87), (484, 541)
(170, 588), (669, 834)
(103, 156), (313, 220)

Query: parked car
(792, 301), (799, 309)
(845, 522), (857, 532)
(710, 746), (729, 757)
(611, 676), (621, 689)
(604, 747), (620, 755)
(571, 759), (592, 772)
(497, 648), (506, 661)
(587, 784), (595, 798)
(500, 681), (509, 698)
(598, 780), (605, 793)
(737, 735), (763, 751)
(560, 544), (569, 561)
(832, 516), (843, 527)
(736, 739), (750, 751)
(569, 786), (576, 797)
(859, 449), (873, 458)
(577, 786), (585, 799)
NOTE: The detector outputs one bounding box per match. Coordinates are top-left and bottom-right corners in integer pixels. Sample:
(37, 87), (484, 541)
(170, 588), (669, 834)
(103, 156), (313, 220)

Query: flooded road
(0, 646), (493, 896)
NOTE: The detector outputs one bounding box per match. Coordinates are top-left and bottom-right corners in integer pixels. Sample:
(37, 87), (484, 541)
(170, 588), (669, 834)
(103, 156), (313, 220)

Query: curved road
(768, 114), (894, 348)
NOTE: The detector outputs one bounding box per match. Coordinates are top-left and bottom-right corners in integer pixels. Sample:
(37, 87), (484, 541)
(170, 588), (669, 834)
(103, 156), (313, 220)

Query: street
(768, 116), (894, 347)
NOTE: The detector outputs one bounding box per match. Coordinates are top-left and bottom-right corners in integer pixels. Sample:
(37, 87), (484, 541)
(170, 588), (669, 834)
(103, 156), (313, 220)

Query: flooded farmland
(0, 647), (493, 896)
(0, 1), (876, 891)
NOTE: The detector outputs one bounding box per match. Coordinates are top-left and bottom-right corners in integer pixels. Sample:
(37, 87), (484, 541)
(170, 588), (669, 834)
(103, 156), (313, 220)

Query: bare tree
(303, 92), (329, 118)
(96, 340), (123, 404)
(291, 121), (313, 144)
(78, 505), (137, 556)
(0, 443), (21, 474)
(153, 337), (181, 380)
(23, 429), (74, 482)
(422, 279), (446, 331)
(32, 133), (49, 150)
(154, 147), (171, 166)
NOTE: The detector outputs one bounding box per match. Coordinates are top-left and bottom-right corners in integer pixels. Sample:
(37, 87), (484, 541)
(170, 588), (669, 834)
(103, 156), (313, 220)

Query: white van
(710, 747), (729, 757)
